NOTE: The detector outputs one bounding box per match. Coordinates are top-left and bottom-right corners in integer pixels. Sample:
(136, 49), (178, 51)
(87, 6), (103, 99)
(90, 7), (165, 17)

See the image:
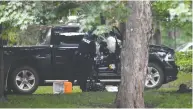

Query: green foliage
(152, 1), (176, 22)
(0, 1), (39, 44)
(33, 1), (79, 25)
(152, 1), (192, 48)
(76, 1), (129, 35)
(0, 1), (38, 30)
(168, 1), (192, 22)
(160, 71), (192, 88)
(161, 22), (192, 49)
(16, 25), (42, 45)
(175, 51), (192, 73)
(152, 1), (192, 26)
(0, 1), (78, 44)
(1, 27), (18, 44)
(1, 1), (129, 44)
(0, 1), (191, 45)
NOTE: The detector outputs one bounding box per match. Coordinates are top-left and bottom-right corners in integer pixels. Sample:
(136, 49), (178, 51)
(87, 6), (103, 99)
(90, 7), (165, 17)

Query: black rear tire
(10, 66), (39, 94)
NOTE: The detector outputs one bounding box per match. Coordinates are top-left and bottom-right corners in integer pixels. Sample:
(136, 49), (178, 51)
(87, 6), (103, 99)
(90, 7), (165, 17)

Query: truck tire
(10, 66), (39, 94)
(145, 63), (164, 89)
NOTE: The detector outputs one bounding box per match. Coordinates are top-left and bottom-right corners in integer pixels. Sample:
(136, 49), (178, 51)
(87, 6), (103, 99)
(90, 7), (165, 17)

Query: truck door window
(40, 28), (51, 45)
(53, 26), (85, 45)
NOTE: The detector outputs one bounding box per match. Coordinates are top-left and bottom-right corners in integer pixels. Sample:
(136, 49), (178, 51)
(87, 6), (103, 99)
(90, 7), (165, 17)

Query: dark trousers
(72, 54), (93, 91)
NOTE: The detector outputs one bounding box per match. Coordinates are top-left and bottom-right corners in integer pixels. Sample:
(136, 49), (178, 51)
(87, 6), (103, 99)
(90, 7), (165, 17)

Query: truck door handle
(36, 54), (50, 59)
(56, 56), (62, 58)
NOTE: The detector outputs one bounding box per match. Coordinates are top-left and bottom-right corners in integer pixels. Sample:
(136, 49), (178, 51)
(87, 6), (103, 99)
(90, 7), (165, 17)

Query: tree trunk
(150, 21), (161, 45)
(167, 28), (176, 48)
(115, 1), (153, 108)
(114, 22), (125, 105)
(174, 27), (177, 49)
(100, 13), (106, 25)
(0, 24), (7, 102)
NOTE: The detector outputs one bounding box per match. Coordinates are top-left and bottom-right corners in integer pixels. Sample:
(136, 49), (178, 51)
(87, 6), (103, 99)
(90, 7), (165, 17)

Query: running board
(44, 79), (121, 83)
(97, 73), (120, 76)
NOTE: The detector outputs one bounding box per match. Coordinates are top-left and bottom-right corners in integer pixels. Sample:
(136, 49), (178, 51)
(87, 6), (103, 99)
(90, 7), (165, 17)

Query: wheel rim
(145, 67), (160, 88)
(15, 70), (35, 91)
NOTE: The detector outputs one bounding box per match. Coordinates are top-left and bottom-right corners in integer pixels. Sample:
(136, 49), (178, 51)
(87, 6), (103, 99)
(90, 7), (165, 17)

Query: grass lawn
(0, 72), (192, 108)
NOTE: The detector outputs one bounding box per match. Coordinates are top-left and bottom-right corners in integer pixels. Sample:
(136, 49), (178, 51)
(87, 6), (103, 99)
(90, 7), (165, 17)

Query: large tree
(115, 1), (153, 108)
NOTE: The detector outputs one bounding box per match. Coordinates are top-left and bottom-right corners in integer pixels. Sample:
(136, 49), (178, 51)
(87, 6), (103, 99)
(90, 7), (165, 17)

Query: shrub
(175, 51), (192, 73)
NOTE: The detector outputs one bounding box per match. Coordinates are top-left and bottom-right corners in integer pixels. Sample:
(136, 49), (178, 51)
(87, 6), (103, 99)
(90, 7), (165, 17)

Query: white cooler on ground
(53, 81), (65, 94)
(105, 86), (118, 92)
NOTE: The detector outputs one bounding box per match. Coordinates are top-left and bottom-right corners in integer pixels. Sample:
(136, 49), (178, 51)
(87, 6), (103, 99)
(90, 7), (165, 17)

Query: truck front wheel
(145, 63), (164, 89)
(10, 66), (39, 94)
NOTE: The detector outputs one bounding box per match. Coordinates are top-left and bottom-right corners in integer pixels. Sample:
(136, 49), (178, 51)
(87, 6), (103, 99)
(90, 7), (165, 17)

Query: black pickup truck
(2, 25), (179, 94)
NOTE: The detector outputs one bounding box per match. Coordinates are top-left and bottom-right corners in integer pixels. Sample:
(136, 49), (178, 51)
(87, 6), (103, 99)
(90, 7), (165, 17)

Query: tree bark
(114, 22), (125, 105)
(115, 1), (153, 108)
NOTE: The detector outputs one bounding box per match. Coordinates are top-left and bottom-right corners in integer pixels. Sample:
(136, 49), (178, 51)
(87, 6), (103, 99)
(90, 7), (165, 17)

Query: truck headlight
(156, 52), (167, 58)
(109, 64), (116, 70)
(164, 53), (174, 61)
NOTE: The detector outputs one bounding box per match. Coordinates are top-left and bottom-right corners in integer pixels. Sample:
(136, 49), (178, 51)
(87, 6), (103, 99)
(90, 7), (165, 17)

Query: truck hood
(3, 44), (174, 54)
(149, 44), (174, 53)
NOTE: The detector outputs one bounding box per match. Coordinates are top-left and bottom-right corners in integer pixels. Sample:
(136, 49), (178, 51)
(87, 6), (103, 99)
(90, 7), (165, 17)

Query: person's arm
(90, 41), (96, 58)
